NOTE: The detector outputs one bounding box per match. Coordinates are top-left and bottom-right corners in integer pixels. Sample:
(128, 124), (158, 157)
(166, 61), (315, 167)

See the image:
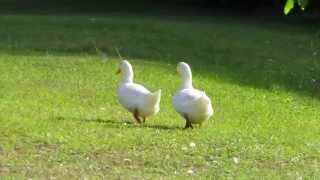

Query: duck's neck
(122, 66), (134, 83)
(181, 69), (193, 89)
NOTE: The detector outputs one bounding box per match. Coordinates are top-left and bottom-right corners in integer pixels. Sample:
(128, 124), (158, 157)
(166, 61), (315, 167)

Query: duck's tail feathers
(148, 89), (161, 106)
(195, 92), (211, 109)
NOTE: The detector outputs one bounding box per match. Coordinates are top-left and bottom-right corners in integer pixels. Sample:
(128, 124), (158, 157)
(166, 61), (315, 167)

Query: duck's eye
(116, 69), (121, 74)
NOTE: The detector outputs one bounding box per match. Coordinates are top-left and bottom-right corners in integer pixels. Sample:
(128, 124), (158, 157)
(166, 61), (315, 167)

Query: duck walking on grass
(173, 62), (213, 129)
(116, 60), (161, 124)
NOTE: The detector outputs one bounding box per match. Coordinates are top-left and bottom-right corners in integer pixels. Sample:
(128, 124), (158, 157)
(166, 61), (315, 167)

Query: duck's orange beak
(116, 69), (121, 75)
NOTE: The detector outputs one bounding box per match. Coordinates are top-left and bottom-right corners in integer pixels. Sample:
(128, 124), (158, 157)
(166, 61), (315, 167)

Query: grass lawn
(0, 14), (320, 179)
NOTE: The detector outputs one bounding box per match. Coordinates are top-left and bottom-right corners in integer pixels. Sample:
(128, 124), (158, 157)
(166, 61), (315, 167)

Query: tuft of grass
(0, 14), (319, 179)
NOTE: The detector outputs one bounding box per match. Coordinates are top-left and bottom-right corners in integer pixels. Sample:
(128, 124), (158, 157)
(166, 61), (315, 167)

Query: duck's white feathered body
(173, 62), (213, 127)
(117, 60), (161, 122)
(118, 82), (161, 117)
(173, 88), (213, 124)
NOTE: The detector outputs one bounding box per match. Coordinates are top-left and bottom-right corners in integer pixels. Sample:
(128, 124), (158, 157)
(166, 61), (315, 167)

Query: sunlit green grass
(0, 14), (320, 179)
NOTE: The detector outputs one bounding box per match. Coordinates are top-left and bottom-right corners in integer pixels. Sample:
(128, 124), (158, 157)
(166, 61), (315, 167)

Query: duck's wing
(173, 88), (203, 111)
(177, 88), (202, 101)
(123, 83), (150, 94)
(118, 82), (151, 108)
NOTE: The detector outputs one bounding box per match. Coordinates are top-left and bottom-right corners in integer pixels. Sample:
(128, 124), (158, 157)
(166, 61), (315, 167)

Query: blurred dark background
(0, 0), (319, 16)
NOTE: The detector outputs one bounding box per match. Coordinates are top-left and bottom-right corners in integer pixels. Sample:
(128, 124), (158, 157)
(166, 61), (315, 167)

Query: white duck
(116, 60), (161, 123)
(173, 62), (213, 128)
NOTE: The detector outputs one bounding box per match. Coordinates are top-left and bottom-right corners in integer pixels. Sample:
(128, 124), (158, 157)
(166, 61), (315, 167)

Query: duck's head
(116, 60), (133, 74)
(116, 60), (134, 82)
(177, 62), (192, 77)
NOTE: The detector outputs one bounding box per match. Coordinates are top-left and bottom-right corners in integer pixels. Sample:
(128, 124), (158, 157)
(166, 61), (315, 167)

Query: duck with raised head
(173, 62), (213, 128)
(116, 60), (161, 124)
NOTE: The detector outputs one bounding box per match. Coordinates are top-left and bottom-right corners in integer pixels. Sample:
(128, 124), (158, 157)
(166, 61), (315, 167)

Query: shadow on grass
(55, 116), (182, 130)
(0, 13), (320, 99)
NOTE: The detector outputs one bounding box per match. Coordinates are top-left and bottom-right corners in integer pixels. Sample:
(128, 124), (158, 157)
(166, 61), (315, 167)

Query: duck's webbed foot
(184, 114), (193, 129)
(133, 109), (141, 124)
